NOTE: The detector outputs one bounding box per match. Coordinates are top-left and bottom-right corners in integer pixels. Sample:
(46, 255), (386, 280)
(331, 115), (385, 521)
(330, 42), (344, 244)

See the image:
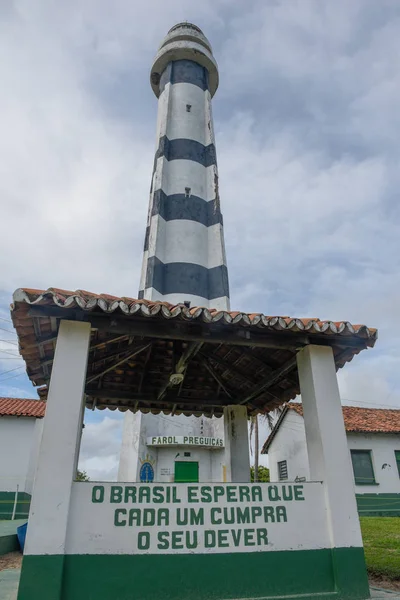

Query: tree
(76, 470), (90, 481)
(250, 408), (282, 482)
(251, 465), (270, 482)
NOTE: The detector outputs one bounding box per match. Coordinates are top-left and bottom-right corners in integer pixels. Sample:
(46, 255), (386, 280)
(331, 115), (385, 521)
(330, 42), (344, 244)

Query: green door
(174, 461), (199, 483)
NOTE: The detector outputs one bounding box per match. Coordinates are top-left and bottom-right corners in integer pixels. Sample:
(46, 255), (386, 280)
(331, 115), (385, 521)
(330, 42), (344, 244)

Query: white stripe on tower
(139, 23), (230, 311)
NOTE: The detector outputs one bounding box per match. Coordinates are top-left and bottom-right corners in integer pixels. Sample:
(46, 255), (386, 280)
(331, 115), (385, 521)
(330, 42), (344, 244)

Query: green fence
(356, 493), (400, 517)
(0, 491), (31, 520)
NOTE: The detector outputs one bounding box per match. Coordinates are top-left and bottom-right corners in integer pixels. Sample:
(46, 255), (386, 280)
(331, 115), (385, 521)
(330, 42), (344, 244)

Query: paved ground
(0, 568), (19, 600)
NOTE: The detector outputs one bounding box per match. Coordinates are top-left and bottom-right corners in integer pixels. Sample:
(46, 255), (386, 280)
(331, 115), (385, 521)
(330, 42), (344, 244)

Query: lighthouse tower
(118, 23), (231, 482)
(139, 22), (230, 310)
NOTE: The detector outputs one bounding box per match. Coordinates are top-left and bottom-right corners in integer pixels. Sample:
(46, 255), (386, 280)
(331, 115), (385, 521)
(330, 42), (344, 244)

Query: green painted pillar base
(332, 547), (370, 600)
(17, 555), (64, 600)
(17, 548), (370, 600)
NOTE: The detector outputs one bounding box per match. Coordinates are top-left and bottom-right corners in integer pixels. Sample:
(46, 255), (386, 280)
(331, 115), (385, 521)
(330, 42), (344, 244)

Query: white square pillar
(223, 405), (250, 482)
(296, 345), (363, 547)
(22, 321), (91, 573)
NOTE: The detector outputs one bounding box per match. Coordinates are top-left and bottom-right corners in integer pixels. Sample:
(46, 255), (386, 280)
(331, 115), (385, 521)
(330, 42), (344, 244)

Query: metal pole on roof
(12, 484), (19, 520)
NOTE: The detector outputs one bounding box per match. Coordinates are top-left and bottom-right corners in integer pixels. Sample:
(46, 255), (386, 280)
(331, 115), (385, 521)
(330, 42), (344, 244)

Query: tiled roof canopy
(262, 404), (400, 453)
(10, 288), (377, 417)
(0, 397), (46, 418)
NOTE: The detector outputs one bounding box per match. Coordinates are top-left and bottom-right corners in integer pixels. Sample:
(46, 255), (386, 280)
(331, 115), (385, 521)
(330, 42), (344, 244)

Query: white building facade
(0, 397), (45, 519)
(263, 404), (400, 516)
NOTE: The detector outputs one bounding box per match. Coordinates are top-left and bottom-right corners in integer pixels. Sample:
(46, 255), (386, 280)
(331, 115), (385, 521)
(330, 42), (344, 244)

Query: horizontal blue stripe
(143, 257), (229, 300)
(155, 136), (216, 167)
(143, 225), (150, 251)
(152, 190), (222, 227)
(159, 60), (209, 95)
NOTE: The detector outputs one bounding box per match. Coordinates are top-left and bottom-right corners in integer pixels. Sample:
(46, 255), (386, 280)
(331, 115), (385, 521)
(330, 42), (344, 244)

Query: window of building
(395, 451), (400, 477)
(186, 104), (192, 112)
(277, 460), (288, 481)
(185, 187), (191, 197)
(350, 450), (376, 485)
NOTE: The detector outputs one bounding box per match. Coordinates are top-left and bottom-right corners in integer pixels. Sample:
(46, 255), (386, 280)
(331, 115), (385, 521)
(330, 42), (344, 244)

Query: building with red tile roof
(0, 397), (45, 519)
(0, 397), (46, 418)
(262, 403), (400, 516)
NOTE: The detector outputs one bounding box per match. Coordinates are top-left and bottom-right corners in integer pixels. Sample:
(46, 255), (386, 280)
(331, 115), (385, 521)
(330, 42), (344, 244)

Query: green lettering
(251, 486), (262, 502)
(186, 531), (198, 549)
(177, 508), (188, 525)
(244, 528), (255, 546)
(211, 507), (222, 524)
(139, 486), (151, 502)
(226, 486), (237, 502)
(114, 508), (126, 526)
(124, 486), (136, 503)
(204, 530), (216, 548)
(200, 486), (212, 502)
(190, 508), (204, 525)
(251, 506), (262, 522)
(294, 485), (305, 501)
(152, 437), (157, 444)
(239, 486), (250, 502)
(158, 508), (169, 526)
(237, 507), (250, 523)
(282, 485), (293, 501)
(110, 486), (123, 503)
(263, 506), (275, 522)
(276, 506), (287, 522)
(172, 531), (184, 549)
(231, 529), (242, 546)
(157, 531), (169, 550)
(268, 485), (281, 502)
(214, 486), (225, 502)
(143, 509), (155, 526)
(188, 486), (199, 503)
(92, 485), (104, 503)
(152, 486), (164, 503)
(257, 528), (268, 545)
(129, 509), (141, 526)
(223, 507), (235, 524)
(138, 532), (150, 550)
(218, 529), (229, 548)
(189, 437), (194, 444)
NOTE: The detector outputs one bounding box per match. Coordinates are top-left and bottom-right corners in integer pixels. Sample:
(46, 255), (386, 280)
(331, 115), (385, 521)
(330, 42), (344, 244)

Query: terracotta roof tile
(262, 404), (400, 453)
(8, 287), (378, 417)
(287, 404), (400, 434)
(11, 288), (377, 344)
(0, 397), (46, 418)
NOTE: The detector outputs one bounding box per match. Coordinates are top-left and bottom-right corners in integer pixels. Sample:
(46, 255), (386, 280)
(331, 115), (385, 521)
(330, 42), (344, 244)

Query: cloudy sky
(1, 0), (399, 479)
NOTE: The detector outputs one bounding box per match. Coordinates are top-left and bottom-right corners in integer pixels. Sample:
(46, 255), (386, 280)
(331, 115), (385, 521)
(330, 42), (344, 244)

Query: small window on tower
(186, 104), (192, 112)
(185, 187), (191, 197)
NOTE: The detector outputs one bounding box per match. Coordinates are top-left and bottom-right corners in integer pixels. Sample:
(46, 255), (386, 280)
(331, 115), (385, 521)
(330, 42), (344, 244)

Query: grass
(360, 517), (400, 580)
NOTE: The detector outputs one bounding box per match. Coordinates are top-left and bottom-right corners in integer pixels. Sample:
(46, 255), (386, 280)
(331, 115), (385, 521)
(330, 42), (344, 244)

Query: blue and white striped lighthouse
(119, 23), (231, 483)
(139, 23), (230, 310)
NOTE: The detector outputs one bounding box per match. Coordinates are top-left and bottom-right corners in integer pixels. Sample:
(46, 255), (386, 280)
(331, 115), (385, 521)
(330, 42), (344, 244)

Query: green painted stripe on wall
(17, 547), (369, 600)
(356, 493), (400, 517)
(0, 534), (19, 556)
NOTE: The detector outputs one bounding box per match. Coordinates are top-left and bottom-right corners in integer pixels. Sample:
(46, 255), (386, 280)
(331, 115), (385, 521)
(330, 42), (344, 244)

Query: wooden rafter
(239, 356), (298, 406)
(86, 342), (151, 385)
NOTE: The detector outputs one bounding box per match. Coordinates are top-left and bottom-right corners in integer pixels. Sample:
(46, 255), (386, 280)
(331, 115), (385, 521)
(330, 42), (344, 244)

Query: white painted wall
(119, 412), (226, 483)
(268, 410), (310, 482)
(65, 481), (329, 556)
(0, 416), (41, 493)
(268, 410), (400, 494)
(346, 433), (400, 493)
